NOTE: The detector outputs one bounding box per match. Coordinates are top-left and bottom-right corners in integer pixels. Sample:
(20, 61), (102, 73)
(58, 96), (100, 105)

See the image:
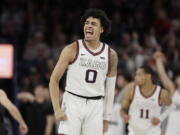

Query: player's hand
(55, 110), (68, 121)
(19, 122), (28, 134)
(123, 114), (130, 123)
(103, 120), (109, 133)
(151, 117), (160, 126)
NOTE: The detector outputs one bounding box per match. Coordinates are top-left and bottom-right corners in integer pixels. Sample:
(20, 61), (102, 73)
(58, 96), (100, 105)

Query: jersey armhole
(107, 46), (111, 75)
(158, 88), (163, 106)
(130, 85), (136, 103)
(69, 41), (79, 64)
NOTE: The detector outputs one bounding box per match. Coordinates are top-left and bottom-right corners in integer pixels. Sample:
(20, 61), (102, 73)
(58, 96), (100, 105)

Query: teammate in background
(49, 8), (118, 135)
(17, 84), (55, 135)
(0, 89), (28, 135)
(120, 64), (172, 135)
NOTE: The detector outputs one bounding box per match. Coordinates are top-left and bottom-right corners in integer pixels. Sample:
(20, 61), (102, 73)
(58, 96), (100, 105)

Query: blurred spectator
(17, 84), (55, 135)
(0, 0), (180, 134)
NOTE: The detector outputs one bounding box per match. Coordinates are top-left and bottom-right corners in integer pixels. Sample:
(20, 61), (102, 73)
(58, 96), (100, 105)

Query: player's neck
(140, 81), (154, 93)
(84, 39), (100, 50)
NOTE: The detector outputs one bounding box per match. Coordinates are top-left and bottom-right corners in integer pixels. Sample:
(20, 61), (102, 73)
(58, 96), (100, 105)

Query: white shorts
(128, 125), (161, 135)
(58, 92), (103, 135)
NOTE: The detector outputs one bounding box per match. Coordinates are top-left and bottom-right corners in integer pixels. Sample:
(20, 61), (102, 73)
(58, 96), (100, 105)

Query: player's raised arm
(153, 51), (175, 96)
(120, 83), (134, 123)
(49, 42), (77, 121)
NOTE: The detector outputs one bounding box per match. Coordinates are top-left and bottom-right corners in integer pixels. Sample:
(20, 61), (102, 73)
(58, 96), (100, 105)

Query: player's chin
(134, 81), (142, 86)
(84, 36), (94, 41)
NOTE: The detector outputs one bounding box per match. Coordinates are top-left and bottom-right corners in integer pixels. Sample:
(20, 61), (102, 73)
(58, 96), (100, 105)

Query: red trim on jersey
(158, 88), (163, 105)
(139, 85), (157, 98)
(107, 46), (111, 75)
(69, 41), (79, 64)
(130, 85), (136, 103)
(82, 40), (105, 56)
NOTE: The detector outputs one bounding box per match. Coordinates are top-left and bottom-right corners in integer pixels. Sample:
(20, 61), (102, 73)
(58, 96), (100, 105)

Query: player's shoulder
(60, 41), (79, 58)
(125, 82), (135, 90)
(160, 88), (172, 105)
(124, 82), (136, 100)
(110, 48), (117, 56)
(160, 88), (169, 95)
(108, 47), (118, 63)
(63, 41), (78, 52)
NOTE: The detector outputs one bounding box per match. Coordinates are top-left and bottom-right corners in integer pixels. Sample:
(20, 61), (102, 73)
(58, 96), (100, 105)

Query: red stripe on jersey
(82, 40), (105, 56)
(107, 46), (111, 75)
(130, 85), (136, 103)
(70, 41), (79, 64)
(139, 85), (157, 98)
(158, 88), (163, 105)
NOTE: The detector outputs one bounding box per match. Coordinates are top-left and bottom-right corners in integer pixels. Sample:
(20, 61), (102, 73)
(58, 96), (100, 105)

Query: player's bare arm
(0, 90), (28, 134)
(154, 51), (175, 95)
(160, 88), (172, 106)
(120, 83), (135, 123)
(151, 51), (174, 126)
(49, 42), (77, 121)
(107, 48), (118, 77)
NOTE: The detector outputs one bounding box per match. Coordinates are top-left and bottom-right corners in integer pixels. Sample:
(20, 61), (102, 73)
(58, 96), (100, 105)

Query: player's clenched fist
(123, 114), (130, 123)
(151, 117), (160, 126)
(103, 120), (109, 133)
(55, 110), (68, 121)
(19, 122), (28, 134)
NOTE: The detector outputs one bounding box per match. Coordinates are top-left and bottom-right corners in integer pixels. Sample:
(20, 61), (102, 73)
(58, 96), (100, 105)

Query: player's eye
(85, 21), (89, 25)
(91, 22), (97, 26)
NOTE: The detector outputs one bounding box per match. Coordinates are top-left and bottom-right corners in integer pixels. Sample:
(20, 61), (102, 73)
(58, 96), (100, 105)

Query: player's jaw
(134, 76), (146, 86)
(84, 28), (100, 41)
(84, 29), (94, 40)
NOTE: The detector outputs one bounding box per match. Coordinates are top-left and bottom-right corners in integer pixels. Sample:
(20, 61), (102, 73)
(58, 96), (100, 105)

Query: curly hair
(81, 8), (111, 38)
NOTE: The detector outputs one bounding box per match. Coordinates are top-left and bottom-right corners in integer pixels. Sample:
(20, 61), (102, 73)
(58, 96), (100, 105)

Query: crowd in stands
(0, 0), (180, 134)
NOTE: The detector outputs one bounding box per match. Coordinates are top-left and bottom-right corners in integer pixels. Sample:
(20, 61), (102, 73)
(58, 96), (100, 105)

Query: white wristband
(159, 104), (174, 122)
(103, 76), (116, 120)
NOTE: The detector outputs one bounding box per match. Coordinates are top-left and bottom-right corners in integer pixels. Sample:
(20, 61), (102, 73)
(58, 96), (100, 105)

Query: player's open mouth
(86, 31), (93, 37)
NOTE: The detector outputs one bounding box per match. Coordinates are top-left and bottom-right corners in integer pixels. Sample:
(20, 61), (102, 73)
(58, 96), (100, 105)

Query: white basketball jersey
(65, 39), (110, 97)
(128, 85), (162, 132)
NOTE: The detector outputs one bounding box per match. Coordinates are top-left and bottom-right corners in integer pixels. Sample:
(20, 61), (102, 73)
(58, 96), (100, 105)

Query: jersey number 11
(140, 109), (149, 119)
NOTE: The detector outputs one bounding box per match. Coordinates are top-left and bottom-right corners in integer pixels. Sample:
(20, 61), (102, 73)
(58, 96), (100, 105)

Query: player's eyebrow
(91, 21), (98, 25)
(85, 20), (98, 26)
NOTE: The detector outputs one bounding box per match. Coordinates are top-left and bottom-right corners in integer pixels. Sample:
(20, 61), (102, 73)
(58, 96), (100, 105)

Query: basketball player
(49, 9), (118, 135)
(120, 65), (172, 135)
(0, 89), (28, 134)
